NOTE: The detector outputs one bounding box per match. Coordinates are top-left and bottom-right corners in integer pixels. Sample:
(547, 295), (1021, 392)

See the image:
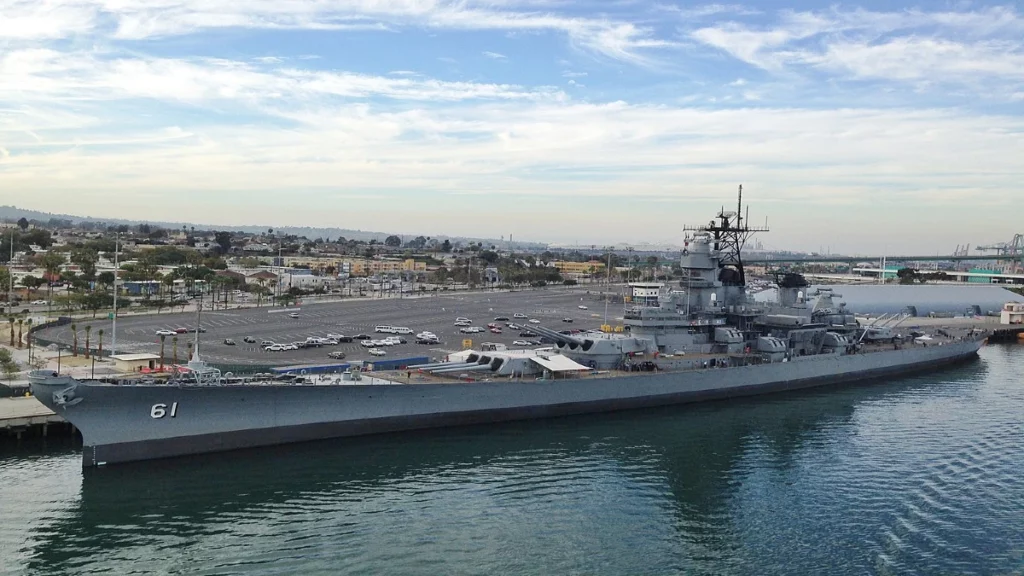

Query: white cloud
(562, 71), (588, 78)
(483, 51), (507, 59)
(0, 0), (679, 65)
(0, 50), (566, 103)
(689, 6), (1024, 91)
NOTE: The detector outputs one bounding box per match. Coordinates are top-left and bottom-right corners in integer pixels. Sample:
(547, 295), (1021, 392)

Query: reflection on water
(2, 346), (1023, 576)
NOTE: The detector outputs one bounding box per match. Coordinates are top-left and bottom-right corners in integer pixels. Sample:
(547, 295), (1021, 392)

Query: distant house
(216, 270), (247, 284)
(247, 270), (279, 286)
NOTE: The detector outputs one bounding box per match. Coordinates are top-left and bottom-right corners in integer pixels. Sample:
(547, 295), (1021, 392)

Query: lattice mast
(682, 185), (770, 285)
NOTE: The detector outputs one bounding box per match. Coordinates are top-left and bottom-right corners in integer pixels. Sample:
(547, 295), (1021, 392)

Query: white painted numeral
(151, 402), (179, 419)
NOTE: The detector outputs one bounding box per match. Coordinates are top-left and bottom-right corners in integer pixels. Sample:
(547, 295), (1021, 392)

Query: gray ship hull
(30, 339), (983, 467)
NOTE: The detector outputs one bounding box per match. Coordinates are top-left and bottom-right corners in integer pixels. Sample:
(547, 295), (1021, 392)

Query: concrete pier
(0, 396), (67, 440)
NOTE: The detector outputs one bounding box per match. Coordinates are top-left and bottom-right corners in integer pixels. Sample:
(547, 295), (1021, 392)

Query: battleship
(29, 188), (987, 467)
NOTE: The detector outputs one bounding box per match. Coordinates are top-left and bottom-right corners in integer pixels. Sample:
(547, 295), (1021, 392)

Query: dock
(0, 396), (69, 440)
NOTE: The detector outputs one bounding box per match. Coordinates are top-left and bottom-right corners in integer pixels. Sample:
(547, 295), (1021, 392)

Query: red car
(487, 323), (499, 329)
(489, 327), (502, 334)
(174, 327), (189, 334)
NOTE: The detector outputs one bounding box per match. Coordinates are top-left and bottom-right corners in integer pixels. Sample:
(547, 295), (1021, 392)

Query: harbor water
(2, 344), (1023, 575)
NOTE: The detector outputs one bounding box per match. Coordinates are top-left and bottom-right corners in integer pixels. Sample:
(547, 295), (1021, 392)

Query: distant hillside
(0, 205), (547, 249)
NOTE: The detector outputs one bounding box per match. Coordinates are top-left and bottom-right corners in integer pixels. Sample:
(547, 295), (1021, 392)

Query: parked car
(327, 351), (346, 359)
(368, 348), (386, 356)
(456, 317), (471, 323)
(489, 328), (502, 334)
(528, 319), (541, 324)
(224, 339), (236, 345)
(361, 340), (376, 348)
(512, 340), (531, 346)
(578, 305), (588, 310)
(513, 313), (527, 318)
(31, 299), (47, 305)
(191, 327), (207, 333)
(354, 334), (372, 340)
(264, 344), (284, 351)
(507, 323), (521, 330)
(260, 340), (274, 347)
(562, 318), (574, 323)
(288, 312), (300, 318)
(417, 337), (440, 345)
(243, 336), (257, 343)
(155, 329), (176, 336)
(454, 320), (471, 327)
(174, 327), (189, 334)
(494, 316), (509, 321)
(520, 331), (537, 337)
(487, 323), (499, 329)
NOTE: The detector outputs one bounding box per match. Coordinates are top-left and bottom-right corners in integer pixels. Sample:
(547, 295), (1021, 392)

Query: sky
(1, 0), (1022, 254)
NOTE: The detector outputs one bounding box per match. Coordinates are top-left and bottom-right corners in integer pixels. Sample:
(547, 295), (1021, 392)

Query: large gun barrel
(529, 325), (584, 345)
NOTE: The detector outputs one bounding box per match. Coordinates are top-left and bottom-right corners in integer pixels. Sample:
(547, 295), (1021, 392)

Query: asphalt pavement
(34, 289), (621, 367)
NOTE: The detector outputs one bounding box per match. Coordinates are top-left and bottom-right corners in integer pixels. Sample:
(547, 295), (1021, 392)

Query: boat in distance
(29, 189), (989, 467)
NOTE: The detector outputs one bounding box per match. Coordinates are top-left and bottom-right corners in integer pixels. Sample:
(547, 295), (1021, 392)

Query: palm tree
(84, 325), (92, 359)
(172, 336), (179, 365)
(16, 318), (24, 349)
(8, 316), (15, 347)
(97, 328), (104, 358)
(71, 322), (78, 356)
(159, 334), (166, 371)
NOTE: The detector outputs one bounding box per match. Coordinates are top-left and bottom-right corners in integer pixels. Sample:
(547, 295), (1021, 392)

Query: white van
(393, 327), (413, 334)
(374, 325), (394, 333)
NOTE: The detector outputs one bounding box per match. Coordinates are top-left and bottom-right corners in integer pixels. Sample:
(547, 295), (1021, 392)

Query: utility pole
(7, 229), (13, 316)
(111, 233), (119, 357)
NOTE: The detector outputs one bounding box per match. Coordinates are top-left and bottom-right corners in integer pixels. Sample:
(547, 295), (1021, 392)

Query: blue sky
(1, 1), (1022, 253)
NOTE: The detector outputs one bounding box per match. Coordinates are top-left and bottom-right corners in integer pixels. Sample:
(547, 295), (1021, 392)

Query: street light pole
(7, 229), (13, 316)
(111, 233), (119, 357)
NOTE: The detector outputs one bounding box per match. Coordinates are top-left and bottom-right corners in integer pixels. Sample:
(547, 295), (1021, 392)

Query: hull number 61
(151, 402), (179, 419)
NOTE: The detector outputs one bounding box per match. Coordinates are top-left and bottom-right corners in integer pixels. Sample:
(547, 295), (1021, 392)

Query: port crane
(975, 234), (1023, 273)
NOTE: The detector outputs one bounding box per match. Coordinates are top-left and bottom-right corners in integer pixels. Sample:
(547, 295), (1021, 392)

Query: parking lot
(35, 289), (619, 367)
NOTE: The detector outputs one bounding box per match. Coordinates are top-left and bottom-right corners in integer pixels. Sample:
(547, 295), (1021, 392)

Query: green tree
(71, 322), (78, 356)
(896, 267), (918, 285)
(70, 246), (100, 280)
(40, 251), (65, 304)
(20, 275), (42, 290)
(97, 328), (104, 358)
(97, 271), (115, 287)
(16, 318), (23, 349)
(17, 217), (29, 231)
(84, 325), (92, 358)
(172, 335), (179, 365)
(385, 235), (402, 247)
(7, 316), (14, 347)
(214, 231), (233, 254)
(0, 347), (18, 382)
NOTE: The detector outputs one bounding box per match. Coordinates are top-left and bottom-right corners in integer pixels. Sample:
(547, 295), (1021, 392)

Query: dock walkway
(0, 396), (66, 439)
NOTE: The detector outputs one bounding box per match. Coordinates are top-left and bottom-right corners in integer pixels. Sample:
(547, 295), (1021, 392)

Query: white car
(265, 344), (285, 351)
(513, 313), (527, 319)
(326, 333), (345, 340)
(578, 305), (588, 310)
(528, 319), (541, 324)
(32, 299), (47, 305)
(454, 320), (471, 327)
(288, 312), (300, 318)
(416, 332), (436, 339)
(455, 317), (470, 323)
(368, 348), (386, 356)
(155, 329), (176, 336)
(282, 344), (299, 351)
(512, 340), (532, 346)
(322, 338), (339, 346)
(360, 340), (376, 348)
